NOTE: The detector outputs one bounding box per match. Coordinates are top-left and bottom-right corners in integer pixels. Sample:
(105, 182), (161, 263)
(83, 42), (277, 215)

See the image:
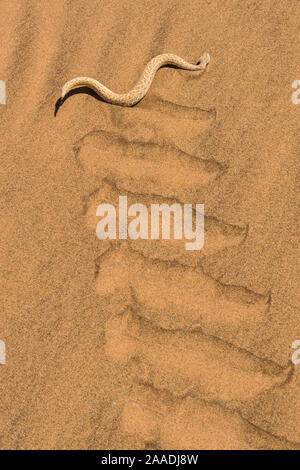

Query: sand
(0, 0), (299, 450)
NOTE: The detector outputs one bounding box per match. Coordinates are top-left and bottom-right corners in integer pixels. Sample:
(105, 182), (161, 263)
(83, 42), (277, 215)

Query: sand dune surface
(0, 0), (299, 450)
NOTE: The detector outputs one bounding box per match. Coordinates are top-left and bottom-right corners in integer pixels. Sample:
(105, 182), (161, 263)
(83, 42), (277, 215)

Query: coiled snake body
(61, 52), (210, 106)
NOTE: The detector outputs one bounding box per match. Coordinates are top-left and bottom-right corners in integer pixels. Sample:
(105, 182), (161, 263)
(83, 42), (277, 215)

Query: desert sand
(0, 0), (299, 450)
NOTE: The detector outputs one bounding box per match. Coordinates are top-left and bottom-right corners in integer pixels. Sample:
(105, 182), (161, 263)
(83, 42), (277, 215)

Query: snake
(61, 52), (210, 106)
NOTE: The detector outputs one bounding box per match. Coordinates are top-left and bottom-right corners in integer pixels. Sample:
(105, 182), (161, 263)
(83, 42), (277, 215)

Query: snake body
(61, 52), (210, 106)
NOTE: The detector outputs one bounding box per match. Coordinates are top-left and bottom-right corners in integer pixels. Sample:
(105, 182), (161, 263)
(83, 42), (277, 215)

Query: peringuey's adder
(61, 52), (210, 106)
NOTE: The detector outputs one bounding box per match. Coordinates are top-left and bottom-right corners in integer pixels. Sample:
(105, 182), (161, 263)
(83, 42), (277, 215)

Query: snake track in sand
(61, 52), (210, 106)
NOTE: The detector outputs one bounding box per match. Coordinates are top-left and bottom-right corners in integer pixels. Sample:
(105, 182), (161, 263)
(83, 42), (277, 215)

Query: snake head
(198, 52), (210, 69)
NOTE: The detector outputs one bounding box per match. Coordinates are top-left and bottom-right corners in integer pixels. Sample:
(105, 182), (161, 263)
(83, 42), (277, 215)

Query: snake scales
(61, 52), (210, 106)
